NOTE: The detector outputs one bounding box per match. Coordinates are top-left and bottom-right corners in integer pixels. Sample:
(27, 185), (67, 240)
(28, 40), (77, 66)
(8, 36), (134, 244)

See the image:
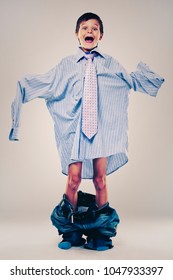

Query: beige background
(0, 0), (173, 259)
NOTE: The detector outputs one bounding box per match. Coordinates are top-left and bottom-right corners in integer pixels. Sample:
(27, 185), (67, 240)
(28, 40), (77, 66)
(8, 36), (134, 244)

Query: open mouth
(85, 36), (94, 43)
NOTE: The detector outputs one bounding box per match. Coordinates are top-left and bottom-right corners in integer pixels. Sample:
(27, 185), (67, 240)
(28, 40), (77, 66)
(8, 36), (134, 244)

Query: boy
(9, 13), (164, 250)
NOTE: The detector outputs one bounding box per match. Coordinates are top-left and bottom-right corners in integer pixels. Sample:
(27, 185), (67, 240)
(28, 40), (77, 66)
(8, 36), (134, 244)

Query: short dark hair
(75, 12), (104, 34)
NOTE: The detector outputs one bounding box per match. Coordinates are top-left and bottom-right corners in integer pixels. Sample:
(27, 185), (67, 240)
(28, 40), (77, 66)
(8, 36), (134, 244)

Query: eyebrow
(81, 22), (99, 27)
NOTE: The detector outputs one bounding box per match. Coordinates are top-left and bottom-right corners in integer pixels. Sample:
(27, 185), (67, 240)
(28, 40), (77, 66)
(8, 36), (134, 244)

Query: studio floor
(1, 216), (173, 260)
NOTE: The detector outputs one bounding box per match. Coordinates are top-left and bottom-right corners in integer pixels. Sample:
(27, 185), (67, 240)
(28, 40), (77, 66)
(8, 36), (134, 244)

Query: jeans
(50, 191), (120, 249)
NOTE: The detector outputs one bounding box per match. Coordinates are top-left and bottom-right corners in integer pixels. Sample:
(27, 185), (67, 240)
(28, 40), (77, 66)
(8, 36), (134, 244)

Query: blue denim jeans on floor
(50, 191), (120, 249)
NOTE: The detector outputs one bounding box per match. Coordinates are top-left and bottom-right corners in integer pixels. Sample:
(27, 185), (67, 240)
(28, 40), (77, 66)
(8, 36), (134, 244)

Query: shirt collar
(75, 46), (105, 63)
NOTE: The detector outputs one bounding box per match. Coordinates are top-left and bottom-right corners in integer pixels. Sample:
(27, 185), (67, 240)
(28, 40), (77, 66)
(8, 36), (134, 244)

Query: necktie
(82, 53), (98, 139)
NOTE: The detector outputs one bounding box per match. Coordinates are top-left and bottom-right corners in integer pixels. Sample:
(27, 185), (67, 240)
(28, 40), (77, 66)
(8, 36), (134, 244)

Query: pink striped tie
(82, 53), (98, 139)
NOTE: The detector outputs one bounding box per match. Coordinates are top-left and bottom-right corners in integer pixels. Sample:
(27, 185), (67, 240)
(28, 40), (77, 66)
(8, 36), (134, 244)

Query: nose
(87, 28), (92, 33)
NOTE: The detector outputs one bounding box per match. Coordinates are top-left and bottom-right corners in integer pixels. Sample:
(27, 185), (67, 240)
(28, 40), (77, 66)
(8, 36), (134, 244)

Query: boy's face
(76, 19), (103, 52)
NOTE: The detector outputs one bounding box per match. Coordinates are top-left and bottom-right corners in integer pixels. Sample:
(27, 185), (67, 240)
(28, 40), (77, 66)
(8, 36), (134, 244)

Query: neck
(80, 46), (98, 53)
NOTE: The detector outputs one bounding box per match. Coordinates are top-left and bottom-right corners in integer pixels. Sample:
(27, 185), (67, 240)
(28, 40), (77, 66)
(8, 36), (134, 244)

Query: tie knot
(85, 53), (95, 60)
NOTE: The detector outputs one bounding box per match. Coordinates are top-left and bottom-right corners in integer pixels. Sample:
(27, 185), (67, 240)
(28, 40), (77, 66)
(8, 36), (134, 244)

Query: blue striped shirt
(9, 47), (164, 178)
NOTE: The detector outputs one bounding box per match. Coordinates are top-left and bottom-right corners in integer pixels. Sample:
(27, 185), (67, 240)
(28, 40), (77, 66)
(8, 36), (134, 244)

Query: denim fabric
(50, 191), (120, 246)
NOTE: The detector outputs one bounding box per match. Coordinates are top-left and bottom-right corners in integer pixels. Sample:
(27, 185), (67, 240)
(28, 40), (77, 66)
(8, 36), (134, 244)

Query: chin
(83, 45), (97, 51)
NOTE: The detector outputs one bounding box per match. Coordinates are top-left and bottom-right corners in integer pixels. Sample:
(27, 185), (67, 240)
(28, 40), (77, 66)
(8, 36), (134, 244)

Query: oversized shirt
(9, 47), (164, 178)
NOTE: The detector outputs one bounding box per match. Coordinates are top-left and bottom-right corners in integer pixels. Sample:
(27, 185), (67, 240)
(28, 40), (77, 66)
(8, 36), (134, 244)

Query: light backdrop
(0, 0), (172, 224)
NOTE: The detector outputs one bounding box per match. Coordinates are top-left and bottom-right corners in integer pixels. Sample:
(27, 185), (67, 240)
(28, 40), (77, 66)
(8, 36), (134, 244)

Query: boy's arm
(9, 66), (60, 141)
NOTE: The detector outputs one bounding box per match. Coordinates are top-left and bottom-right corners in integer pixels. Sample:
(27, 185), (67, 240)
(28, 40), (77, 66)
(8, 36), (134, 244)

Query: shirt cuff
(9, 127), (20, 141)
(137, 62), (165, 96)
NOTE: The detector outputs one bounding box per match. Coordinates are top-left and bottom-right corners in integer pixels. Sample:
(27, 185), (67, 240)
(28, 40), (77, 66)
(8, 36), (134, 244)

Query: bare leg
(65, 162), (82, 210)
(93, 157), (108, 208)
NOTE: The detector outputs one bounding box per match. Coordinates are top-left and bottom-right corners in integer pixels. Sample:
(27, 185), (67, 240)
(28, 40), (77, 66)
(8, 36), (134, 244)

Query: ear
(75, 32), (81, 45)
(99, 33), (103, 41)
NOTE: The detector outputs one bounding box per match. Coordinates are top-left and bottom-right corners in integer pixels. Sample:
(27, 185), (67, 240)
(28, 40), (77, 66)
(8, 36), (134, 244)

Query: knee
(67, 174), (81, 192)
(93, 175), (106, 192)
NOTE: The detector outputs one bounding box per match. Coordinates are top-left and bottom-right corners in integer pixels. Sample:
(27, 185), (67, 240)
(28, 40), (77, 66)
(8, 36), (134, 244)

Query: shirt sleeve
(9, 66), (58, 141)
(116, 61), (165, 96)
(130, 62), (165, 96)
